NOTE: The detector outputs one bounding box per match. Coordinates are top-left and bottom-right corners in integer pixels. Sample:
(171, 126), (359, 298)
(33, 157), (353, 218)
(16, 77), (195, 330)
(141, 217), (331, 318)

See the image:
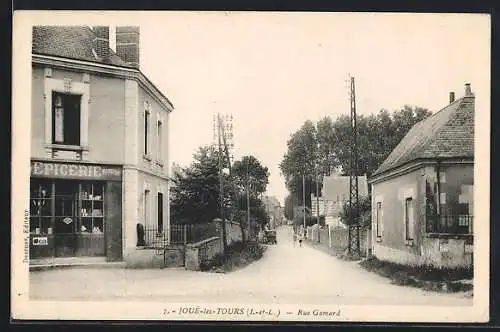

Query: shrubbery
(199, 240), (266, 272)
(360, 256), (473, 293)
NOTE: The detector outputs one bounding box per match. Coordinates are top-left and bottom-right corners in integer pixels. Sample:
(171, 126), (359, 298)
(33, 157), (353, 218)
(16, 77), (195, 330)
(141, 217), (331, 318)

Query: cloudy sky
(34, 12), (490, 205)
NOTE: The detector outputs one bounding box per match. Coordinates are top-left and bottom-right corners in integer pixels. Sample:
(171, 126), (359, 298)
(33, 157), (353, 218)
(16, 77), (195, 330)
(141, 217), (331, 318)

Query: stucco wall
(31, 65), (126, 164)
(372, 163), (474, 268)
(137, 86), (169, 175)
(31, 67), (45, 158)
(371, 168), (422, 255)
(374, 237), (472, 268)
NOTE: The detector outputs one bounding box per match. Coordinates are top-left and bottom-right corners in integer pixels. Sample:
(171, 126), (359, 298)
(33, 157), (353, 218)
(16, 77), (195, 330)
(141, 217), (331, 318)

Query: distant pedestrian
(298, 231), (303, 247)
(292, 232), (297, 247)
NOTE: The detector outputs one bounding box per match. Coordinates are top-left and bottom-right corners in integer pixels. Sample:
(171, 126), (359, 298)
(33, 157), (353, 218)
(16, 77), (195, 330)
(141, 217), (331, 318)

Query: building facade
(311, 174), (368, 228)
(368, 84), (474, 268)
(29, 26), (174, 263)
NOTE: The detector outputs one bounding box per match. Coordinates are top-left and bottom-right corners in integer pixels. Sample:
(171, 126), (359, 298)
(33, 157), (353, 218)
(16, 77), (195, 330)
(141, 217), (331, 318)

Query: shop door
(54, 182), (78, 257)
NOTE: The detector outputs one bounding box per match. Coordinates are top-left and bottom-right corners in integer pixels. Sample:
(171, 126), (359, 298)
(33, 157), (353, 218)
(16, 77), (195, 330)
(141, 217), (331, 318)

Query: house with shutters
(368, 84), (475, 268)
(29, 26), (174, 265)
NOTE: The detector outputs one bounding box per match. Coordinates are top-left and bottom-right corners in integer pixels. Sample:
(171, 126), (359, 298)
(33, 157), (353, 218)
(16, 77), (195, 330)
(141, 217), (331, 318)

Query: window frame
(44, 76), (89, 151)
(156, 119), (163, 164)
(375, 201), (383, 240)
(51, 92), (82, 146)
(144, 108), (150, 157)
(404, 197), (414, 242)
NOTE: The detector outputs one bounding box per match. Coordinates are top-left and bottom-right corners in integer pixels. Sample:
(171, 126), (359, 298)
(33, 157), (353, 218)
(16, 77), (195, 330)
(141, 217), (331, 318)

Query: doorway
(157, 192), (164, 233)
(53, 180), (78, 257)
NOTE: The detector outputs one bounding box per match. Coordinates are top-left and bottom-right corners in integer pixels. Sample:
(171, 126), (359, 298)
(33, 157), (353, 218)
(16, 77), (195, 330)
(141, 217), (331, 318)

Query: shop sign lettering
(33, 237), (48, 246)
(31, 161), (122, 180)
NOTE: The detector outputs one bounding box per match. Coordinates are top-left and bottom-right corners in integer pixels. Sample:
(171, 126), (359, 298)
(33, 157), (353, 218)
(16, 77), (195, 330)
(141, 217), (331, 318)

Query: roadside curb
(30, 262), (126, 272)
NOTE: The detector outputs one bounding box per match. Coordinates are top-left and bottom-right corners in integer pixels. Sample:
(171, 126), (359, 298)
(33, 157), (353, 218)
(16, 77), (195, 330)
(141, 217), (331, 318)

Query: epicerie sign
(31, 161), (122, 180)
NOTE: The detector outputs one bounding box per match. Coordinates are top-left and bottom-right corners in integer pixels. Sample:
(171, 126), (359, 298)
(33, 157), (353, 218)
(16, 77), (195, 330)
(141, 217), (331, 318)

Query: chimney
(92, 26), (110, 60)
(116, 26), (140, 68)
(465, 83), (473, 97)
(449, 91), (455, 104)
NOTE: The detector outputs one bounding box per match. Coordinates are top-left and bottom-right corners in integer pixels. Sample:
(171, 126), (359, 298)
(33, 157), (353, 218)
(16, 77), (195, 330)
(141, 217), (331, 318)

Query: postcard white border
(11, 11), (490, 322)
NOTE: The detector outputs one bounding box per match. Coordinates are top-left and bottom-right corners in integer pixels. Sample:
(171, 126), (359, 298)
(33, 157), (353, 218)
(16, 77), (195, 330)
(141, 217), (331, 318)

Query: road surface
(29, 226), (472, 306)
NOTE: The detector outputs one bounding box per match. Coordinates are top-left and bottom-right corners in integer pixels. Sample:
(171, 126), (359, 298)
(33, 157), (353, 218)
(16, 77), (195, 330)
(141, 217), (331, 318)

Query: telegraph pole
(316, 169), (320, 243)
(213, 113), (235, 252)
(216, 114), (228, 252)
(302, 173), (306, 230)
(347, 75), (361, 256)
(246, 162), (251, 240)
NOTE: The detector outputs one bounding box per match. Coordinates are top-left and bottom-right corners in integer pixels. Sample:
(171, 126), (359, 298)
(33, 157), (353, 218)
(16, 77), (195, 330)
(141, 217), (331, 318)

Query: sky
(107, 12), (489, 205)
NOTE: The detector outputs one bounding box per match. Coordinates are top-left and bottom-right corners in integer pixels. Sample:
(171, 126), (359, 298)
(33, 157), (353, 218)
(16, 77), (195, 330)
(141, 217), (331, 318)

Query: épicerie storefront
(29, 159), (123, 261)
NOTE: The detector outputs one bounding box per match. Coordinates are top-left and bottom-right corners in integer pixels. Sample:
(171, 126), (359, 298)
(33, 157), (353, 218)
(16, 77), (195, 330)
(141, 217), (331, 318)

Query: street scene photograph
(12, 11), (490, 322)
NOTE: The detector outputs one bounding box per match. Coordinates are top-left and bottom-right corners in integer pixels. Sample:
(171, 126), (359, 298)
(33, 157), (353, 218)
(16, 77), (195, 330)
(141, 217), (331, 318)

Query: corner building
(30, 26), (173, 263)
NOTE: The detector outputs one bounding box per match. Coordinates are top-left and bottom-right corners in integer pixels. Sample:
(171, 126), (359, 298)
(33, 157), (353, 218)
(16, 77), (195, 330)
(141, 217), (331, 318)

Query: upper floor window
(52, 92), (81, 146)
(144, 109), (150, 155)
(157, 120), (163, 161)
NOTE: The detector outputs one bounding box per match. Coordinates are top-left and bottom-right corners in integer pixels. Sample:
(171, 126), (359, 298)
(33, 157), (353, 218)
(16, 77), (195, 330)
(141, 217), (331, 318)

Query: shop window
(30, 179), (53, 234)
(52, 92), (81, 146)
(79, 183), (104, 234)
(405, 198), (414, 241)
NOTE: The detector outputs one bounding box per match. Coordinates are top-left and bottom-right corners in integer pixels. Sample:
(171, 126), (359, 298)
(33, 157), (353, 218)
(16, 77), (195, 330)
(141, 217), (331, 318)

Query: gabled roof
(32, 26), (134, 68)
(372, 94), (474, 177)
(322, 175), (369, 201)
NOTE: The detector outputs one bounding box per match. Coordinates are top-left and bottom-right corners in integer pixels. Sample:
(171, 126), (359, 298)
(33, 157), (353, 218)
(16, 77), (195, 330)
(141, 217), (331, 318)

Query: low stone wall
(124, 248), (166, 269)
(306, 225), (369, 255)
(185, 236), (223, 271)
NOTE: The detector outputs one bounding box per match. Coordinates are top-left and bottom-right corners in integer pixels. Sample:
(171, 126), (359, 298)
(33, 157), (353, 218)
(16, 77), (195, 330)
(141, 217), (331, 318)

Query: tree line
(170, 146), (271, 240)
(280, 105), (432, 221)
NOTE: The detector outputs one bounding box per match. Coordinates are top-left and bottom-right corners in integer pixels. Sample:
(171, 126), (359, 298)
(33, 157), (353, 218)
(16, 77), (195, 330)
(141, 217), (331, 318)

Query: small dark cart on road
(263, 229), (277, 245)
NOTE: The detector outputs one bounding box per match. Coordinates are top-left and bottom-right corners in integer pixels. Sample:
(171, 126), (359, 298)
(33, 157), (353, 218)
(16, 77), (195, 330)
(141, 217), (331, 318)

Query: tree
(316, 116), (336, 176)
(329, 106), (432, 177)
(339, 195), (372, 229)
(279, 120), (320, 209)
(284, 194), (296, 220)
(170, 145), (231, 224)
(280, 105), (432, 226)
(231, 155), (269, 195)
(231, 155), (270, 240)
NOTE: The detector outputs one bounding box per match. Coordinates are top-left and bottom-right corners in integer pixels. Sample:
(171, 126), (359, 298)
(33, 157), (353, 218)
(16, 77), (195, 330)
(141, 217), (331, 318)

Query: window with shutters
(405, 197), (414, 241)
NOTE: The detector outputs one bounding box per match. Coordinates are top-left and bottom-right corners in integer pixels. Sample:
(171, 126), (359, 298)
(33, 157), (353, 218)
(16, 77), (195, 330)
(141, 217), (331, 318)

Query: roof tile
(372, 95), (474, 177)
(32, 26), (133, 68)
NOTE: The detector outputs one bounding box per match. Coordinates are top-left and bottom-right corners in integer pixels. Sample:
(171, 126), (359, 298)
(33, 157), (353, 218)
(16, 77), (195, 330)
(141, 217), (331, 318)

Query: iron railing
(426, 214), (473, 235)
(141, 222), (221, 248)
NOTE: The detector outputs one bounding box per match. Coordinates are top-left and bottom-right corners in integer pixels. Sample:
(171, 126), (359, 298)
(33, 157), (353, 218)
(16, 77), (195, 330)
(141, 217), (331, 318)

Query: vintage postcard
(12, 11), (490, 322)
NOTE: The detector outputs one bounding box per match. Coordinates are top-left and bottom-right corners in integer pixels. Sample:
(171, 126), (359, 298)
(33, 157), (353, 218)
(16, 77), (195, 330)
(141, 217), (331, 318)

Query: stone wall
(307, 224), (369, 255)
(124, 248), (166, 269)
(185, 236), (223, 271)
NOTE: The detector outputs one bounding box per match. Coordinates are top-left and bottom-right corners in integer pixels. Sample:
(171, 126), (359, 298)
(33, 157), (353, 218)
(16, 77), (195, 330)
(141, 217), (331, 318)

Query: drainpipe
(436, 160), (442, 232)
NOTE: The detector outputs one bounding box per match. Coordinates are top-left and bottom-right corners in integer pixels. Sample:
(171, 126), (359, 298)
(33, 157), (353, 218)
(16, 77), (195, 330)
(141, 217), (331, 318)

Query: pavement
(29, 226), (472, 306)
